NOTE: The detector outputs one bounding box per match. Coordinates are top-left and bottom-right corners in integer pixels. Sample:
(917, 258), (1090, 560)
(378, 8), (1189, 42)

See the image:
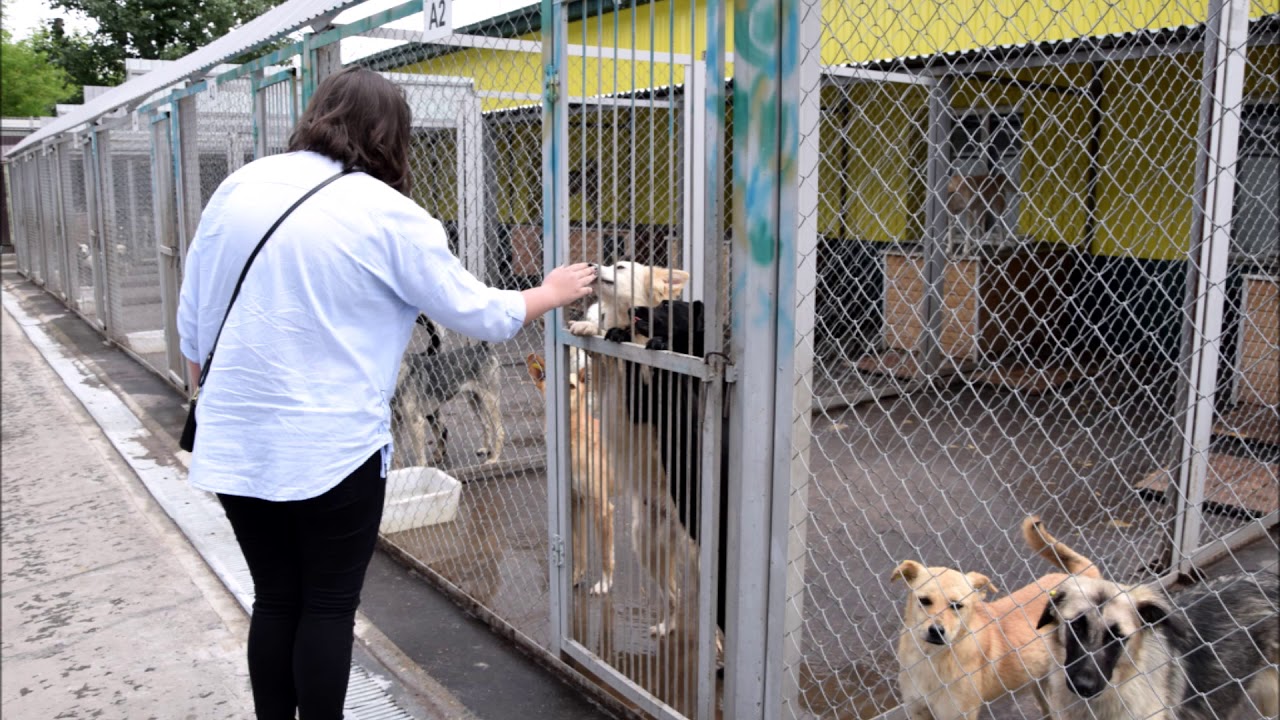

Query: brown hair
(287, 66), (413, 194)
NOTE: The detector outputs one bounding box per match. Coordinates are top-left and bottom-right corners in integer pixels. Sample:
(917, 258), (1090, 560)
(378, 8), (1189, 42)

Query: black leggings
(218, 452), (385, 720)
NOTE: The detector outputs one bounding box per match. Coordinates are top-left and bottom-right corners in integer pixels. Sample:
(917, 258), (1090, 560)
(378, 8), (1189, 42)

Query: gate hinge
(544, 68), (559, 103)
(550, 535), (565, 568)
(704, 351), (736, 384)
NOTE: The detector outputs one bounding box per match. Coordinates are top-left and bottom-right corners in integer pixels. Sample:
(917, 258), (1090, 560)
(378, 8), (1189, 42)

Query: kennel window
(948, 108), (1024, 240)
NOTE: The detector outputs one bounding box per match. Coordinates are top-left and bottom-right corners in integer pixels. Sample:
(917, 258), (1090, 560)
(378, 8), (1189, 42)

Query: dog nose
(925, 624), (947, 646)
(1067, 672), (1102, 698)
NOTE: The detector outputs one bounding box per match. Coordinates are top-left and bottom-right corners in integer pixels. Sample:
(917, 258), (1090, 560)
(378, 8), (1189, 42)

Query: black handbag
(180, 169), (351, 452)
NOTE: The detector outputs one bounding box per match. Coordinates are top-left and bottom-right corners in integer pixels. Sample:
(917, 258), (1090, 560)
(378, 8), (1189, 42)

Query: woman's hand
(521, 262), (596, 324)
(543, 262), (597, 305)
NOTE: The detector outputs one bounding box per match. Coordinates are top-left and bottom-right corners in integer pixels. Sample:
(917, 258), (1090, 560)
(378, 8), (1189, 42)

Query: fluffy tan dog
(568, 261), (695, 636)
(891, 516), (1101, 720)
(526, 354), (615, 596)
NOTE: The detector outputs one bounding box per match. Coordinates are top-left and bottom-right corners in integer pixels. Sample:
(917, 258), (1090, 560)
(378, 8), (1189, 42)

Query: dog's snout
(1066, 670), (1103, 698)
(925, 624), (947, 646)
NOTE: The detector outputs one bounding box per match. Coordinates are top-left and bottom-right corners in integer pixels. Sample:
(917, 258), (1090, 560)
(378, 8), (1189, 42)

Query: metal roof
(5, 0), (367, 158)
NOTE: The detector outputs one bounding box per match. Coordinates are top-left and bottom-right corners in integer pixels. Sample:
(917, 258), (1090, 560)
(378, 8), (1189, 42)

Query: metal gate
(541, 3), (729, 717)
(253, 68), (299, 158)
(150, 112), (188, 387)
(391, 73), (486, 277)
(85, 132), (109, 331)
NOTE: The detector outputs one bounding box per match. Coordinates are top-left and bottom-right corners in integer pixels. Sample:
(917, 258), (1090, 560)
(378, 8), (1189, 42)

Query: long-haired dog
(391, 315), (504, 467)
(891, 516), (1101, 720)
(568, 261), (695, 636)
(1035, 570), (1279, 720)
(526, 354), (615, 595)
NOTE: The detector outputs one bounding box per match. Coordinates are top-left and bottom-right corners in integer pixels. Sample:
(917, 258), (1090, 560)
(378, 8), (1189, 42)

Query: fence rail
(5, 0), (1277, 719)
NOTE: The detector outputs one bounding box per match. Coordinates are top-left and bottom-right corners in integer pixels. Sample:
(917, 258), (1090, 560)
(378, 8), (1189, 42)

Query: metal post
(695, 0), (727, 714)
(252, 70), (268, 159)
(542, 0), (571, 658)
(772, 0), (821, 713)
(683, 59), (708, 302)
(724, 0), (807, 716)
(1171, 0), (1251, 575)
(177, 94), (202, 252)
(920, 76), (952, 375)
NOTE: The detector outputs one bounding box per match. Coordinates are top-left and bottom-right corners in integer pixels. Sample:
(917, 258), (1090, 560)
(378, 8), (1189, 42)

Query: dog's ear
(1134, 590), (1175, 629)
(1037, 589), (1063, 629)
(890, 560), (924, 585)
(652, 268), (690, 302)
(966, 572), (995, 596)
(576, 367), (588, 386)
(525, 354), (546, 383)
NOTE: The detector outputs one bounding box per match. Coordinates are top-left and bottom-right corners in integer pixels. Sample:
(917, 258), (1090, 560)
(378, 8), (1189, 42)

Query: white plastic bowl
(380, 467), (461, 534)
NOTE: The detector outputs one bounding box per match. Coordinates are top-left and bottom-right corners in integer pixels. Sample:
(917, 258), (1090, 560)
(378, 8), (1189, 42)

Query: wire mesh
(356, 7), (560, 658)
(783, 4), (1279, 719)
(99, 126), (167, 372)
(3, 1), (1274, 719)
(59, 138), (100, 323)
(196, 79), (256, 208)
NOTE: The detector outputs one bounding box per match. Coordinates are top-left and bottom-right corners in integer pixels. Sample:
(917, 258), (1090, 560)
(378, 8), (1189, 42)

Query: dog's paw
(648, 619), (676, 637)
(589, 576), (612, 596)
(569, 320), (599, 336)
(604, 327), (632, 343)
(644, 335), (668, 352)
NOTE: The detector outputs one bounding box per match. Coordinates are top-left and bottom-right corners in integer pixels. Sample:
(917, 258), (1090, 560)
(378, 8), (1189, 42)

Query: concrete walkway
(1, 306), (256, 718)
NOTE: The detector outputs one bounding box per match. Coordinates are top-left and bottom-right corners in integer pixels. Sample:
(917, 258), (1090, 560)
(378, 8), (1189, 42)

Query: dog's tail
(1022, 516), (1101, 579)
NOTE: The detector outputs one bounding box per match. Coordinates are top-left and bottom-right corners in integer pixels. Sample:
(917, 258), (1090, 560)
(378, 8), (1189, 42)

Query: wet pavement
(1, 304), (256, 718)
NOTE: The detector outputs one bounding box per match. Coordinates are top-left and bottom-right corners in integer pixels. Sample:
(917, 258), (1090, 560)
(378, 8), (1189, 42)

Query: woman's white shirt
(177, 151), (525, 501)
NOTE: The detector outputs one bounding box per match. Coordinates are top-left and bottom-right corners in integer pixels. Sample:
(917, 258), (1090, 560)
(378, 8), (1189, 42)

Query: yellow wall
(820, 0), (1278, 64)
(1095, 45), (1279, 259)
(396, 0), (1280, 256)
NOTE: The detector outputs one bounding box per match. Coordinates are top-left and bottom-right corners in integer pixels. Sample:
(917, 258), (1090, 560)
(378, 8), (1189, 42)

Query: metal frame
(1170, 0), (1255, 577)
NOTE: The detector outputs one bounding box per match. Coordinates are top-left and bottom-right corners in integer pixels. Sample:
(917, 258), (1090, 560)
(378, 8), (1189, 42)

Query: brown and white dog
(891, 516), (1101, 720)
(569, 261), (695, 636)
(526, 353), (615, 596)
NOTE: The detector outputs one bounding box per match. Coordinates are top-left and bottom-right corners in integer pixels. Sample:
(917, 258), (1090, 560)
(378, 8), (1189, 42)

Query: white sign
(423, 0), (452, 43)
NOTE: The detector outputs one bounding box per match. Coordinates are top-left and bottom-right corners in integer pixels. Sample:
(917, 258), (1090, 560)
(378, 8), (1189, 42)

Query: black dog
(610, 300), (730, 638)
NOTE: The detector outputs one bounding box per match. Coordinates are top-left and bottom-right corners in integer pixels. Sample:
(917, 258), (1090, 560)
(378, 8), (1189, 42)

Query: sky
(4, 0), (96, 39)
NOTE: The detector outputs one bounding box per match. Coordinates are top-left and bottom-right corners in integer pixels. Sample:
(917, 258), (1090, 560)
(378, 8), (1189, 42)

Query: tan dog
(568, 261), (689, 340)
(568, 261), (696, 636)
(891, 516), (1101, 720)
(526, 354), (615, 596)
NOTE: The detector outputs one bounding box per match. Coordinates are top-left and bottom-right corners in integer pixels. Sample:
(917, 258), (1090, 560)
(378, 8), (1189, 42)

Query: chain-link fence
(779, 1), (1279, 718)
(5, 1), (1277, 719)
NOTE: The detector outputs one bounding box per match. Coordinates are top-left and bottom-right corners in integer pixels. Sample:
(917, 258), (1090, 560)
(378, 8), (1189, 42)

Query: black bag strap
(195, 168), (351, 389)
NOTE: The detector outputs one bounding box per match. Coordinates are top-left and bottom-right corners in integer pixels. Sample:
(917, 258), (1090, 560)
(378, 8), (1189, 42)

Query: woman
(176, 66), (593, 720)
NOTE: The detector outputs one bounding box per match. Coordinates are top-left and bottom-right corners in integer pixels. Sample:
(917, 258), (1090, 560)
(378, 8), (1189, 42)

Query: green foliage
(1, 26), (74, 116)
(29, 21), (126, 104)
(48, 0), (281, 59)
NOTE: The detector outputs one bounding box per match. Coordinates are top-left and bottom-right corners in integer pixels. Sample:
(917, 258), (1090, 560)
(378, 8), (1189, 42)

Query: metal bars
(5, 1), (1278, 719)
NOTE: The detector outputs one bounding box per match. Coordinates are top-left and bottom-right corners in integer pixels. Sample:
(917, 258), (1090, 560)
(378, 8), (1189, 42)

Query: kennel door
(541, 9), (727, 716)
(150, 112), (188, 389)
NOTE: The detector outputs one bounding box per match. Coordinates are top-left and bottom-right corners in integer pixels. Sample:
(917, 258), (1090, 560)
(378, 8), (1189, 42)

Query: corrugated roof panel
(5, 0), (367, 158)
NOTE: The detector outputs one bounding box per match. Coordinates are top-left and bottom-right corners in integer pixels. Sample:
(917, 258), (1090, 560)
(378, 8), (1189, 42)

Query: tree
(30, 20), (126, 105)
(1, 26), (74, 116)
(47, 0), (282, 60)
